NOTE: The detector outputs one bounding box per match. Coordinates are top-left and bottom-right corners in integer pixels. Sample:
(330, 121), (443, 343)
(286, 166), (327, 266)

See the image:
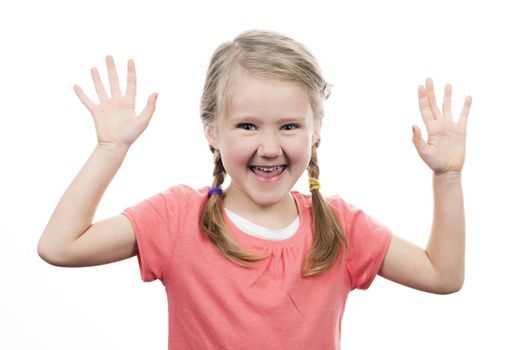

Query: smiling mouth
(249, 165), (287, 178)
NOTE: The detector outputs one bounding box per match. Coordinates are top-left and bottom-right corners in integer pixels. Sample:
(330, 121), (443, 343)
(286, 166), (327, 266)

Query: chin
(247, 187), (292, 208)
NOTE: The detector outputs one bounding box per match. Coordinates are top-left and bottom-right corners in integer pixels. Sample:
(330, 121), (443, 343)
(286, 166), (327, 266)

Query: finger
(91, 67), (108, 101)
(137, 93), (158, 126)
(418, 85), (433, 127)
(412, 124), (428, 156)
(73, 85), (96, 112)
(125, 59), (137, 107)
(442, 84), (453, 120)
(425, 78), (442, 119)
(106, 55), (122, 96)
(458, 95), (472, 131)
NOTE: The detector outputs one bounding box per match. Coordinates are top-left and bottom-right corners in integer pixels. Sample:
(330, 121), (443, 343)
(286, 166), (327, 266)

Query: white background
(1, 0), (523, 349)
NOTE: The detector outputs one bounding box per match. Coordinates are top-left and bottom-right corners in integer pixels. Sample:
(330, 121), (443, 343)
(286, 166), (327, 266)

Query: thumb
(137, 92), (158, 125)
(411, 125), (427, 155)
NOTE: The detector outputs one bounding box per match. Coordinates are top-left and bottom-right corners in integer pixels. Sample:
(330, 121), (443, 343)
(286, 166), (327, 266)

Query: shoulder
(293, 191), (359, 213)
(292, 191), (363, 228)
(129, 184), (211, 213)
(164, 184), (210, 200)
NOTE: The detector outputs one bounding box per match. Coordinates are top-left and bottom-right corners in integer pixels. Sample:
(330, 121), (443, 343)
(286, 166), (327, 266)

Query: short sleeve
(121, 189), (176, 283)
(330, 197), (393, 291)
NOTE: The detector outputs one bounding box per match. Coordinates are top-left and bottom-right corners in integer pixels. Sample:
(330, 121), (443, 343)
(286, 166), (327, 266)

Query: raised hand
(412, 78), (472, 174)
(74, 55), (157, 150)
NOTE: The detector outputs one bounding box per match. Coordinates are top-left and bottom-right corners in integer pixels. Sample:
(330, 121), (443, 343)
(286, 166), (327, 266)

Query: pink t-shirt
(122, 185), (392, 350)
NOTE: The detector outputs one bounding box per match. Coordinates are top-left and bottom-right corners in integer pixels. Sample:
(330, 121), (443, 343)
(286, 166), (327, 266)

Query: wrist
(95, 142), (130, 160)
(433, 170), (461, 177)
(433, 171), (462, 187)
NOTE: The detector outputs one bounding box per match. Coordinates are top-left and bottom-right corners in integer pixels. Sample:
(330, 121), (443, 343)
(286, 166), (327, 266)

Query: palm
(91, 95), (144, 146)
(412, 79), (472, 174)
(74, 56), (157, 149)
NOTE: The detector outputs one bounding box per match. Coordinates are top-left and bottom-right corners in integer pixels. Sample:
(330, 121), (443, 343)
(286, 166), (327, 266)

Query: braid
(212, 149), (226, 187)
(308, 143), (320, 178)
(200, 150), (269, 267)
(303, 144), (348, 276)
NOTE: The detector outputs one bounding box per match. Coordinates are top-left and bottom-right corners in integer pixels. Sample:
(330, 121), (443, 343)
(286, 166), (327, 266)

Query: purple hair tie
(208, 186), (223, 197)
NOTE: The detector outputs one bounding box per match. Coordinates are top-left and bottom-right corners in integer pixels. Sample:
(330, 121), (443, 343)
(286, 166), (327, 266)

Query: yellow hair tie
(308, 177), (320, 191)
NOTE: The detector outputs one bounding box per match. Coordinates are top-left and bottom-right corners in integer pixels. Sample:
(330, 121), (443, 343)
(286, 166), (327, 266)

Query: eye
(237, 123), (256, 131)
(281, 123), (300, 131)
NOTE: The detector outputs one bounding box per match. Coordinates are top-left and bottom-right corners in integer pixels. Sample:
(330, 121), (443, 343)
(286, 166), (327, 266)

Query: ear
(205, 124), (219, 150)
(312, 119), (322, 145)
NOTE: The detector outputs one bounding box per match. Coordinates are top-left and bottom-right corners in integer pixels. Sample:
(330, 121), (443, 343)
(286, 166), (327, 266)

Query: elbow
(438, 282), (463, 295)
(447, 270), (465, 294)
(434, 274), (464, 295)
(37, 241), (56, 266)
(37, 237), (66, 267)
(449, 276), (464, 293)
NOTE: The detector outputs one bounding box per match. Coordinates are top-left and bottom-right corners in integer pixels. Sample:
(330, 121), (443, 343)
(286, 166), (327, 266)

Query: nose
(257, 131), (282, 158)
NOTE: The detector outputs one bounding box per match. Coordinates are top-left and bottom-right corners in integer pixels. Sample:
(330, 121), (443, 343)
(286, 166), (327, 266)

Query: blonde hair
(199, 29), (348, 277)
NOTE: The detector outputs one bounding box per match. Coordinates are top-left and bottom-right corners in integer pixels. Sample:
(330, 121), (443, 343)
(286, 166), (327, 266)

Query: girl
(38, 29), (472, 349)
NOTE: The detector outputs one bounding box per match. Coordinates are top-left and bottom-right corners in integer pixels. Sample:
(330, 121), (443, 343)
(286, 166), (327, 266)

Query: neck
(223, 185), (297, 229)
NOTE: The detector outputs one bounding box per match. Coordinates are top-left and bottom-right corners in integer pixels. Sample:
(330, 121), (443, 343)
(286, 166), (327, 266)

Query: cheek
(220, 135), (254, 166)
(284, 135), (312, 166)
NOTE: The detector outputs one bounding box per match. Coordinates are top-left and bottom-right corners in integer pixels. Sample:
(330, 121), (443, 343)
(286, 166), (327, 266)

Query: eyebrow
(228, 115), (306, 123)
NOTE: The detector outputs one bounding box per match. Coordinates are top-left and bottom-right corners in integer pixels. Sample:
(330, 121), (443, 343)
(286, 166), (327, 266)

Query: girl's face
(206, 70), (320, 212)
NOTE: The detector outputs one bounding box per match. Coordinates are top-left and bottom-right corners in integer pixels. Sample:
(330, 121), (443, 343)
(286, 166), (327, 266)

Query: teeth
(255, 166), (281, 172)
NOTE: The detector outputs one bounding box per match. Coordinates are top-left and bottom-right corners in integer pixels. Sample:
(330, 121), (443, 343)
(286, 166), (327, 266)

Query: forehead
(224, 70), (313, 120)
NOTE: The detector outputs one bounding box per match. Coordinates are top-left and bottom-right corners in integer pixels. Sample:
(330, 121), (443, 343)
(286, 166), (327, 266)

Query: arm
(37, 56), (157, 267)
(380, 172), (465, 293)
(379, 78), (472, 294)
